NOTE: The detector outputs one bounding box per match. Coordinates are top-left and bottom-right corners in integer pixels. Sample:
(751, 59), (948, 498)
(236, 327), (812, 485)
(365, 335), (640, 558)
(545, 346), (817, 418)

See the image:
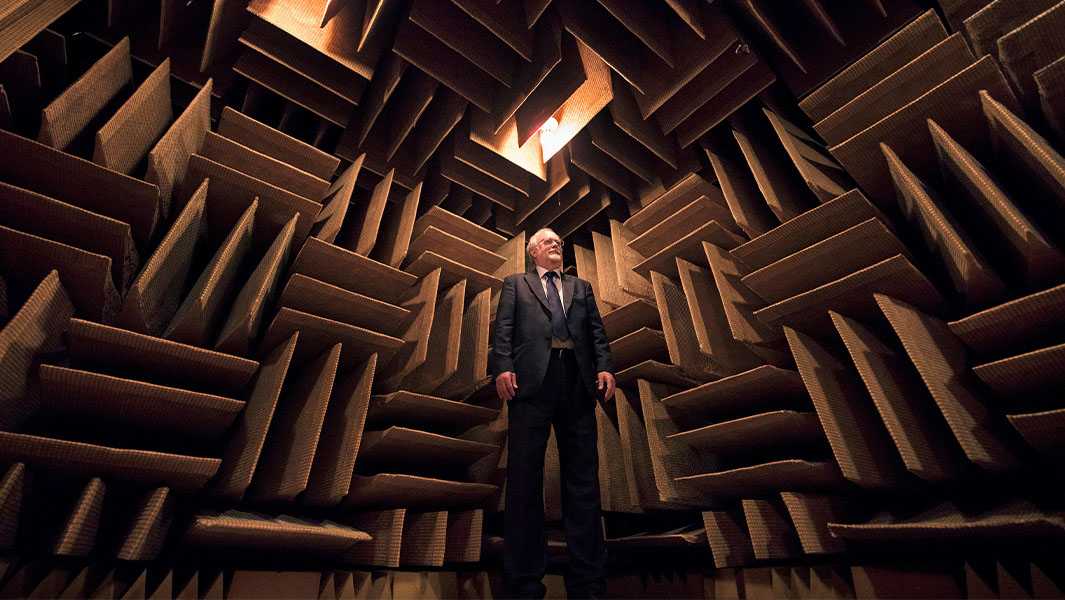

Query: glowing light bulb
(539, 117), (559, 133)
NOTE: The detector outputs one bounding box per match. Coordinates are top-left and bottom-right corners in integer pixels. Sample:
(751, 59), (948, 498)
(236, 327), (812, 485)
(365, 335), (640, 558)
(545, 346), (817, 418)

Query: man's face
(530, 233), (563, 269)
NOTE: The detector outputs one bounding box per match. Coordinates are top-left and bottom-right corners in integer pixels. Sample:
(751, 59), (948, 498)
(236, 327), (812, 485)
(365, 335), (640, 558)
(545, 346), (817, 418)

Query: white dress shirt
(535, 265), (566, 316)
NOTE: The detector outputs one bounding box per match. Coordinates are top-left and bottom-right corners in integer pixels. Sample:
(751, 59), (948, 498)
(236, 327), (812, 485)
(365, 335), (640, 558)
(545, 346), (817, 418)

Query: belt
(550, 347), (575, 360)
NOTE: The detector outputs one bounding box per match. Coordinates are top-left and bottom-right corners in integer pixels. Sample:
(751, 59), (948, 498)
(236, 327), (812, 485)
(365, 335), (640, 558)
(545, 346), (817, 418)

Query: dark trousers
(504, 349), (607, 599)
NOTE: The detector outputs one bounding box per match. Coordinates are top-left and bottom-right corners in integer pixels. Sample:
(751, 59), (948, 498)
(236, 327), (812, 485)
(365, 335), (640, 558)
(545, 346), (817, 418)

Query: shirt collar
(535, 265), (562, 279)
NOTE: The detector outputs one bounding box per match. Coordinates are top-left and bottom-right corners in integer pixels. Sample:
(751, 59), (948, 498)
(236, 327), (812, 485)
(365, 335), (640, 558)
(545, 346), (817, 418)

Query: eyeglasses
(536, 238), (564, 249)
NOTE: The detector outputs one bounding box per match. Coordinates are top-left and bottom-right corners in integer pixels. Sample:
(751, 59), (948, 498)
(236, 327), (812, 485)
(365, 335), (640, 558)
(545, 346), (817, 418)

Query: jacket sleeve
(492, 275), (517, 376)
(584, 279), (613, 374)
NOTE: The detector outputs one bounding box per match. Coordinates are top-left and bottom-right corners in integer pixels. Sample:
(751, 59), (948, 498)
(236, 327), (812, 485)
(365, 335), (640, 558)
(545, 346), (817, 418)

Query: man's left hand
(596, 371), (616, 401)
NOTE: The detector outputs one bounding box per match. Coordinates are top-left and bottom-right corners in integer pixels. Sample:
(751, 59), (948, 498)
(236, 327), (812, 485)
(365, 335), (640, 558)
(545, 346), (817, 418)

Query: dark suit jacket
(493, 271), (612, 401)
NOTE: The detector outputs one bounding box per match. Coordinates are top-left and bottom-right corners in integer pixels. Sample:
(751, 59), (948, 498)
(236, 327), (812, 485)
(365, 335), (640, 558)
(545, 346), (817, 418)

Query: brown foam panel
(0, 180), (137, 295)
(0, 431), (219, 491)
(780, 492), (849, 555)
(406, 226), (506, 275)
(0, 462), (32, 550)
(702, 509), (756, 568)
(355, 426), (497, 472)
(39, 364), (245, 443)
(596, 400), (639, 513)
(764, 109), (849, 203)
(200, 131), (329, 202)
(753, 254), (947, 338)
(930, 119), (1065, 290)
(113, 180), (207, 336)
(182, 153), (321, 248)
(165, 201), (256, 347)
(290, 235), (417, 303)
(785, 327), (914, 491)
(436, 287), (492, 399)
(813, 34), (974, 147)
(732, 123), (813, 223)
(948, 283), (1065, 359)
(742, 218), (908, 305)
(668, 410), (823, 456)
(51, 477), (105, 556)
(399, 511), (448, 567)
(0, 129), (160, 252)
(600, 299), (660, 342)
(260, 307), (402, 372)
(660, 365), (807, 415)
(829, 500), (1065, 542)
(211, 334), (297, 501)
(630, 218), (747, 280)
(116, 487), (173, 561)
(625, 173), (727, 235)
(397, 280), (464, 394)
(145, 79), (211, 220)
(370, 182), (422, 269)
(706, 147), (779, 239)
(628, 193), (737, 258)
(245, 343), (341, 504)
(38, 37), (131, 152)
(444, 509), (483, 563)
(238, 17), (366, 104)
(214, 216), (297, 356)
(403, 250), (504, 294)
(93, 58), (172, 176)
(637, 379), (717, 506)
(278, 273), (410, 335)
(613, 388), (690, 511)
(876, 294), (1023, 473)
(335, 168), (393, 257)
(366, 391), (498, 436)
(997, 2), (1065, 112)
(730, 189), (885, 272)
(234, 47), (355, 126)
(650, 270), (732, 380)
(883, 142), (1006, 311)
(831, 311), (971, 484)
(742, 498), (802, 560)
(676, 258), (765, 374)
(183, 510), (370, 555)
(303, 355), (377, 508)
(608, 327), (669, 371)
(0, 225), (118, 324)
(344, 509), (405, 568)
(703, 243), (788, 363)
(0, 271), (72, 431)
(1007, 409), (1065, 458)
(829, 56), (1021, 207)
(343, 474), (496, 510)
(982, 91), (1065, 250)
(676, 459), (848, 499)
(375, 269), (441, 390)
(217, 106), (340, 180)
(973, 343), (1065, 400)
(311, 157), (361, 246)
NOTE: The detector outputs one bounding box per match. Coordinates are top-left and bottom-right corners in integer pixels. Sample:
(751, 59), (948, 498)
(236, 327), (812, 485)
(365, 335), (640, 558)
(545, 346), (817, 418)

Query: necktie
(544, 271), (569, 341)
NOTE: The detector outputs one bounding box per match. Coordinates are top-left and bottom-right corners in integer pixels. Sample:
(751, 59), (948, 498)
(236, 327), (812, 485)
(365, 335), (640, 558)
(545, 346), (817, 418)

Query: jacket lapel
(524, 272), (550, 312)
(562, 273), (575, 316)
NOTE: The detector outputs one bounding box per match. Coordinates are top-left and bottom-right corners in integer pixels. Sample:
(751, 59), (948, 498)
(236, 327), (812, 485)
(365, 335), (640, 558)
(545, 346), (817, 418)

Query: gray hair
(526, 228), (559, 256)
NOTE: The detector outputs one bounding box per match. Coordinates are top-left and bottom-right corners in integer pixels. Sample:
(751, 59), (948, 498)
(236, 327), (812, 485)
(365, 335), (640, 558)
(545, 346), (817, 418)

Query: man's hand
(496, 371), (518, 401)
(597, 371), (616, 401)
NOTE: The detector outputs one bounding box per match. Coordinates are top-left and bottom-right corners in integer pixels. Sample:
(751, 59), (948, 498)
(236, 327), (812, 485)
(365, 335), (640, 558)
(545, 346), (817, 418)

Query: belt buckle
(555, 347), (565, 360)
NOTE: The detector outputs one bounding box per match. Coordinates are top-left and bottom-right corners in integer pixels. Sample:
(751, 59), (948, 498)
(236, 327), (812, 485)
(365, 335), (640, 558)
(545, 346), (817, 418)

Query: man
(493, 227), (616, 599)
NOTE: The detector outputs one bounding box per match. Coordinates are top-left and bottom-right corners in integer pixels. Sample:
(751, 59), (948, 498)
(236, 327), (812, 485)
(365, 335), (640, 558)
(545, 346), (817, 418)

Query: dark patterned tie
(544, 271), (569, 341)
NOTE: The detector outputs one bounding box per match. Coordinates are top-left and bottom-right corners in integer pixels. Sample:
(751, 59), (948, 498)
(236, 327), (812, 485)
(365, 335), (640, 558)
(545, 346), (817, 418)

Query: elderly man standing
(493, 227), (616, 599)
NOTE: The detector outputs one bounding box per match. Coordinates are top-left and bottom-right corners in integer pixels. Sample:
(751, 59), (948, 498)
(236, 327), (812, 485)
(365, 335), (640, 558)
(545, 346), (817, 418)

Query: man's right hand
(496, 371), (518, 401)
